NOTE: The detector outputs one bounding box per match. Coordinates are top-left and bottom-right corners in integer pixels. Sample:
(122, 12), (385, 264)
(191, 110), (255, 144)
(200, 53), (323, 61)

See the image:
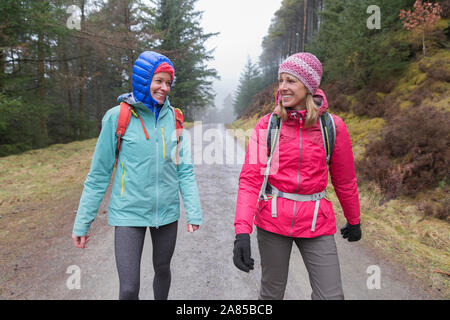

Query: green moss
(399, 100), (413, 110)
(336, 112), (385, 143)
(391, 62), (425, 96)
(412, 72), (427, 85)
(376, 92), (386, 100)
(345, 94), (358, 106)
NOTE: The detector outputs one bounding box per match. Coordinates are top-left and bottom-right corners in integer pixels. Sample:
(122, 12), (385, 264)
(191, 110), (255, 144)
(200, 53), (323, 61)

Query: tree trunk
(62, 41), (74, 139)
(79, 0), (86, 138)
(315, 0), (321, 32)
(95, 71), (103, 131)
(124, 0), (134, 90)
(37, 31), (49, 147)
(422, 29), (426, 56)
(302, 0), (308, 51)
(295, 11), (303, 52)
(0, 48), (4, 91)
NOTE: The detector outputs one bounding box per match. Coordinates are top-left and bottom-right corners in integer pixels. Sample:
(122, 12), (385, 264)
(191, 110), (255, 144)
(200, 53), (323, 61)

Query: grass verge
(0, 139), (97, 297)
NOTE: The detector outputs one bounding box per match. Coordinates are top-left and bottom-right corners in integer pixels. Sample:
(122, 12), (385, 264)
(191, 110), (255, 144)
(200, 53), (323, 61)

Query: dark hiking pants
(114, 221), (178, 300)
(257, 227), (344, 300)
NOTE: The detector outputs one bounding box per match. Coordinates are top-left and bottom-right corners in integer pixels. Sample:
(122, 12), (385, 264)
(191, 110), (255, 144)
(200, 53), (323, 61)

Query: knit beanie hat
(154, 62), (175, 82)
(278, 52), (323, 94)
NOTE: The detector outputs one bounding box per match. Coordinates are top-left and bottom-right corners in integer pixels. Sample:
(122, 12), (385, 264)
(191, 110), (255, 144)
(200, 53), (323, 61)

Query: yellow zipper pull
(121, 162), (125, 198)
(161, 127), (166, 159)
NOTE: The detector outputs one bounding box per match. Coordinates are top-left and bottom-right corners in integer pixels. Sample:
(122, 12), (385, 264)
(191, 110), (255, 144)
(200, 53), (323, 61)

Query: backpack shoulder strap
(266, 112), (281, 157)
(170, 106), (184, 143)
(117, 102), (132, 137)
(259, 113), (281, 201)
(319, 112), (336, 164)
(115, 102), (150, 168)
(170, 106), (184, 166)
(115, 102), (133, 168)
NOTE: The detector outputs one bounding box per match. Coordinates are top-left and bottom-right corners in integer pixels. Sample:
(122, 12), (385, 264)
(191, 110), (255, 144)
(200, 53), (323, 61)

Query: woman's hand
(187, 224), (199, 233)
(72, 234), (90, 249)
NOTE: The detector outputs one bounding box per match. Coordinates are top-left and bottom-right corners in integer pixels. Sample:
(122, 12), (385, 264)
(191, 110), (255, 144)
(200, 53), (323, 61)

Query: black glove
(340, 222), (362, 242)
(233, 233), (254, 272)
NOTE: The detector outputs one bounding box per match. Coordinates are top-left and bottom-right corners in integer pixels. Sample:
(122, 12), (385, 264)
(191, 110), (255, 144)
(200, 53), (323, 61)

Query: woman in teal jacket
(71, 51), (203, 300)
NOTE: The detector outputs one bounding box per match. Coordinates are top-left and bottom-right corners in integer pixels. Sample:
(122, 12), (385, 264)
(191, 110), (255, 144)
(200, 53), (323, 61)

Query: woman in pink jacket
(233, 52), (361, 300)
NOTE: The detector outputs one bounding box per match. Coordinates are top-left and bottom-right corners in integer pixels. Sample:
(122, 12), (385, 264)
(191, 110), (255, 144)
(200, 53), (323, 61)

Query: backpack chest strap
(269, 184), (327, 232)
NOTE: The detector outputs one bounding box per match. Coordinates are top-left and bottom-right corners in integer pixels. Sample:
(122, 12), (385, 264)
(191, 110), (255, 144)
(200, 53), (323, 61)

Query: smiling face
(278, 73), (309, 110)
(150, 72), (172, 104)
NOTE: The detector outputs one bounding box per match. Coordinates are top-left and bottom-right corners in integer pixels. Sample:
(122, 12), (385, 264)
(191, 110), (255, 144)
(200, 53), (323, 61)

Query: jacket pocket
(121, 161), (126, 198)
(256, 198), (271, 215)
(320, 198), (333, 218)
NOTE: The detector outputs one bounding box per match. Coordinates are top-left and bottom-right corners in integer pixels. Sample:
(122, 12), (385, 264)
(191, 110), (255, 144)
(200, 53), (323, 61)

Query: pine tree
(152, 0), (218, 120)
(233, 57), (263, 116)
(0, 0), (69, 148)
(259, 0), (323, 87)
(0, 0), (162, 155)
(307, 0), (413, 88)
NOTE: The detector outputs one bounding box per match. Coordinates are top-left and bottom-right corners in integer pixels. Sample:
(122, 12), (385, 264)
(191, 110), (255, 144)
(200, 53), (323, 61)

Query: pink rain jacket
(234, 89), (360, 238)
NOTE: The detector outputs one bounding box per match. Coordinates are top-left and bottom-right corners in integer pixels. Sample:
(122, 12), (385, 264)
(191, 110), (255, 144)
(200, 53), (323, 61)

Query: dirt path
(1, 123), (439, 300)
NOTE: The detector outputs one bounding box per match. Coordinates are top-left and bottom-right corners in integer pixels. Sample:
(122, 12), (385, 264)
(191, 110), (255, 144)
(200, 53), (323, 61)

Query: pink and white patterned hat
(278, 52), (323, 94)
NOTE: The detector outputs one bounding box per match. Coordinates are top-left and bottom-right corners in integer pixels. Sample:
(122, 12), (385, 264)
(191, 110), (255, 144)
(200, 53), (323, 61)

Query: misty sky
(195, 0), (282, 109)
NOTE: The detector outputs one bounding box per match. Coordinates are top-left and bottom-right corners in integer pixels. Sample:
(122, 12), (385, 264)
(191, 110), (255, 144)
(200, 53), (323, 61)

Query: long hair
(274, 93), (319, 128)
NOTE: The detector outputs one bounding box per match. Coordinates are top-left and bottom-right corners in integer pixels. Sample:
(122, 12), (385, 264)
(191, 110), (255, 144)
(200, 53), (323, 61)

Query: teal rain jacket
(72, 53), (202, 236)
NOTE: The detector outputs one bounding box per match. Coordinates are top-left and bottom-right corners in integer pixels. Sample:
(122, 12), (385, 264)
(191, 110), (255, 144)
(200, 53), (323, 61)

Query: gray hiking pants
(257, 227), (344, 300)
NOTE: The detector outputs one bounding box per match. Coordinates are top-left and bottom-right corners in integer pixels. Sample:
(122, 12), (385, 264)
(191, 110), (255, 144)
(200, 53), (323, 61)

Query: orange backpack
(115, 102), (184, 168)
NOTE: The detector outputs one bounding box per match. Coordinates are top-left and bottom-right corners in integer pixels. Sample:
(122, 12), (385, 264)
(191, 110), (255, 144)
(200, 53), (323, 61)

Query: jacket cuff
(235, 224), (253, 235)
(72, 223), (90, 236)
(346, 217), (360, 226)
(187, 216), (203, 225)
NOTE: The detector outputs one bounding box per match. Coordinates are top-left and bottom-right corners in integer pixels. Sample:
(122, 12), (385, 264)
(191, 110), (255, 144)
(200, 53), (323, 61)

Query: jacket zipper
(290, 116), (302, 236)
(121, 162), (125, 198)
(155, 113), (159, 228)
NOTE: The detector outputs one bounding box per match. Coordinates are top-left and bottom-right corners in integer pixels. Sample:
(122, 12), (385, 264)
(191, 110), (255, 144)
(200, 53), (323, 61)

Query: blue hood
(131, 51), (175, 116)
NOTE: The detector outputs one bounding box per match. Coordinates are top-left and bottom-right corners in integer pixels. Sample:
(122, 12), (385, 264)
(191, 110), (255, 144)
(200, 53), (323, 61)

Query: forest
(0, 0), (217, 156)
